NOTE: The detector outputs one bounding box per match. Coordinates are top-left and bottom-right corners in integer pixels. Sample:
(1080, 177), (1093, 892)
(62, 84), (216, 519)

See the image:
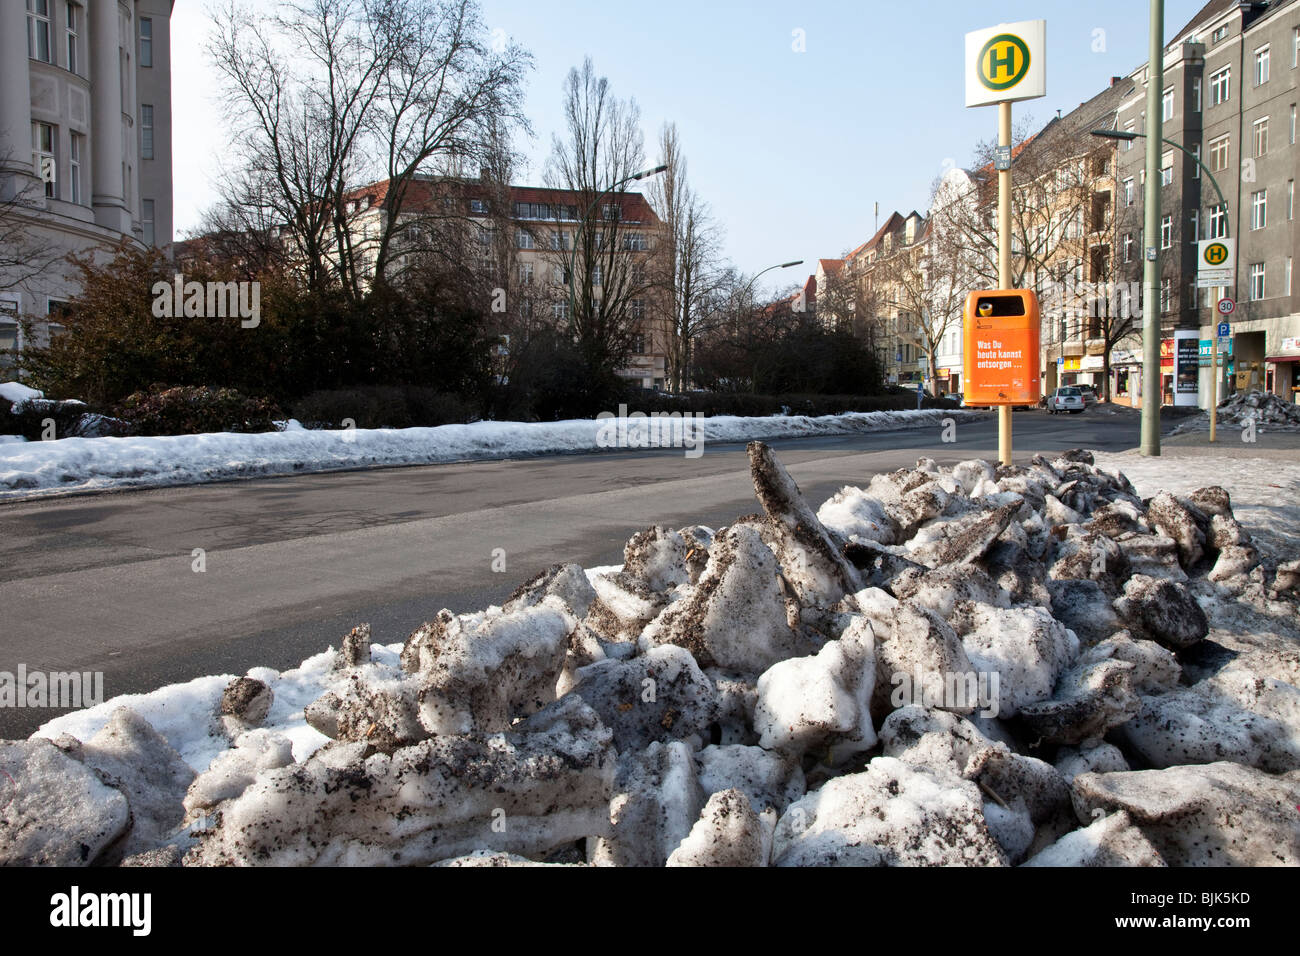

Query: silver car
(1047, 387), (1085, 414)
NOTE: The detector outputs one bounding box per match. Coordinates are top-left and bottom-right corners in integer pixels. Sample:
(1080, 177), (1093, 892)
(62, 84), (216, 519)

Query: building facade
(0, 0), (173, 367)
(332, 176), (671, 389)
(1115, 0), (1300, 406)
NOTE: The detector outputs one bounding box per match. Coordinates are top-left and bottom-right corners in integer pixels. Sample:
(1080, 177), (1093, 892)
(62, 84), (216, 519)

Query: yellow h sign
(979, 34), (1031, 91)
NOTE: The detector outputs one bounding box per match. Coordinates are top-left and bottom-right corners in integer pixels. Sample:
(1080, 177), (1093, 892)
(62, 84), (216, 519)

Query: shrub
(3, 398), (109, 440)
(292, 386), (474, 429)
(623, 390), (960, 418)
(116, 386), (284, 436)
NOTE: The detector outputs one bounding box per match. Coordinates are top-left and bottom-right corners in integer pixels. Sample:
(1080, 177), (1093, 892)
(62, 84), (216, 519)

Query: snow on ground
(0, 408), (976, 500)
(0, 382), (43, 405)
(1094, 452), (1300, 561)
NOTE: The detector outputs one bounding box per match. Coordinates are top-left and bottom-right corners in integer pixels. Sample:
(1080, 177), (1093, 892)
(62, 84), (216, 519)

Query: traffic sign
(965, 21), (1047, 108)
(1217, 297), (1235, 316)
(1197, 238), (1235, 288)
(1217, 321), (1231, 338)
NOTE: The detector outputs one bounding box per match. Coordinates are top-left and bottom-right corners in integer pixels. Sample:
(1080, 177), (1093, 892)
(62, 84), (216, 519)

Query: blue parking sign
(1217, 322), (1230, 338)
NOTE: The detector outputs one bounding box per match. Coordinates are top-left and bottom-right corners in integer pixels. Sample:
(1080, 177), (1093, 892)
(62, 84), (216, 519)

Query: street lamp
(1092, 125), (1231, 443)
(737, 260), (805, 304)
(565, 165), (669, 329)
(1090, 129), (1228, 226)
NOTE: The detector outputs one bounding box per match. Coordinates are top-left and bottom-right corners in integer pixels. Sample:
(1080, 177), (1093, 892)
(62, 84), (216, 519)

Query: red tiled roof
(345, 178), (660, 225)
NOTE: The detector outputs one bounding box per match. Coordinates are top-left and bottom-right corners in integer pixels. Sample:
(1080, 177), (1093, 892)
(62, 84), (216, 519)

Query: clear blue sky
(172, 0), (1207, 297)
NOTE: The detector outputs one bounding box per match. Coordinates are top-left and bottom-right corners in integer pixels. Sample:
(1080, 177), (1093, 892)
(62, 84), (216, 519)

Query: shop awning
(1266, 354), (1300, 363)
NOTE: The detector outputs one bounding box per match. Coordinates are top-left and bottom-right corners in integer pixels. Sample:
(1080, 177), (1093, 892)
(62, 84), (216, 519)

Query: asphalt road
(0, 408), (1164, 738)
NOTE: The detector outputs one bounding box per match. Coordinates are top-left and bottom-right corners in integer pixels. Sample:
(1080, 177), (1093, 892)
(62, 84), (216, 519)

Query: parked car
(1077, 385), (1099, 405)
(1047, 386), (1086, 414)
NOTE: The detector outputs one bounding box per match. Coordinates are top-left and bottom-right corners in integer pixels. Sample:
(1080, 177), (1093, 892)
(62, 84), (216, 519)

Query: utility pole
(1140, 0), (1164, 456)
(998, 100), (1013, 466)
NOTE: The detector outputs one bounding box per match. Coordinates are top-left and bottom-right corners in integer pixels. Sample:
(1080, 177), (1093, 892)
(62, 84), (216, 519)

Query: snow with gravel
(4, 444), (1300, 868)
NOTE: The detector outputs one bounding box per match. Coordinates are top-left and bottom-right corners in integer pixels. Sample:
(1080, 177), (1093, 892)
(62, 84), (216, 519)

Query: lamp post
(1092, 120), (1231, 444)
(732, 260), (804, 394)
(564, 165), (668, 332)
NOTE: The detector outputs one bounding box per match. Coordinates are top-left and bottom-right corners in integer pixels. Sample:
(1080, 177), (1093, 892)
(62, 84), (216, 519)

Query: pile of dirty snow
(5, 443), (1300, 867)
(1173, 389), (1300, 434)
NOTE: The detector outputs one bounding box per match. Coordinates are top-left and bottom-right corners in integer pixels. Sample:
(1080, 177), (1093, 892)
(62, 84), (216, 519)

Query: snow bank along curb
(0, 407), (980, 500)
(7, 443), (1300, 866)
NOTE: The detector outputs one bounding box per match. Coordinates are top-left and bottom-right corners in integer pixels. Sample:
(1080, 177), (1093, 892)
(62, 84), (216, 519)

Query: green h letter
(987, 45), (1016, 80)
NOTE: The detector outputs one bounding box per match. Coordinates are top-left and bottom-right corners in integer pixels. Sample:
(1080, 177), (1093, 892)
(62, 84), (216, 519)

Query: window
(140, 104), (154, 160)
(31, 122), (55, 198)
(1161, 278), (1173, 314)
(1209, 134), (1230, 172)
(515, 201), (553, 220)
(551, 300), (570, 321)
(1123, 121), (1136, 150)
(622, 233), (647, 251)
(1253, 117), (1269, 156)
(548, 231), (569, 251)
(518, 262), (533, 285)
(1193, 77), (1202, 112)
(630, 299), (645, 320)
(1249, 262), (1265, 300)
(469, 199), (487, 214)
(591, 264), (602, 286)
(142, 199), (155, 246)
(1255, 45), (1270, 86)
(1190, 209), (1199, 242)
(516, 229), (534, 250)
(1295, 27), (1300, 67)
(630, 333), (646, 354)
(65, 2), (77, 74)
(1160, 151), (1174, 186)
(1161, 215), (1173, 249)
(1162, 87), (1175, 121)
(27, 0), (52, 62)
(1123, 178), (1135, 206)
(1191, 143), (1201, 179)
(1289, 257), (1294, 296)
(1292, 104), (1297, 145)
(1290, 179), (1295, 220)
(601, 204), (620, 222)
(1123, 233), (1134, 263)
(1210, 66), (1231, 106)
(1213, 25), (1229, 44)
(68, 132), (81, 204)
(139, 17), (152, 68)
(1208, 203), (1228, 239)
(1252, 189), (1267, 230)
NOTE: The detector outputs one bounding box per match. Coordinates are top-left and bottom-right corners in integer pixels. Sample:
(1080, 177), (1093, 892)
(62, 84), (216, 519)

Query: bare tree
(873, 215), (967, 396)
(646, 123), (727, 392)
(543, 58), (656, 377)
(207, 0), (529, 300)
(0, 157), (64, 295)
(930, 121), (1112, 307)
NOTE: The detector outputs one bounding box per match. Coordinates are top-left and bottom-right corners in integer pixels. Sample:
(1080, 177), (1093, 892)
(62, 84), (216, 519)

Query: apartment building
(1114, 0), (1300, 406)
(1, 0), (173, 367)
(1023, 82), (1130, 399)
(334, 176), (670, 389)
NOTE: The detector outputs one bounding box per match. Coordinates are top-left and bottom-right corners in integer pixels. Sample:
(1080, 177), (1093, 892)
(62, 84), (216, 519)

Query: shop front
(1110, 349), (1140, 406)
(1266, 336), (1300, 404)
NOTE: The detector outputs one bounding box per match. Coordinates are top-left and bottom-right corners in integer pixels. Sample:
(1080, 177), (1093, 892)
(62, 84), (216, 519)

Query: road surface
(0, 409), (1181, 737)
